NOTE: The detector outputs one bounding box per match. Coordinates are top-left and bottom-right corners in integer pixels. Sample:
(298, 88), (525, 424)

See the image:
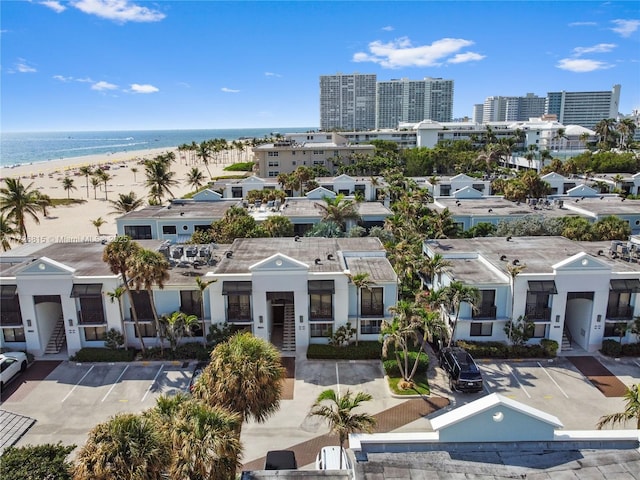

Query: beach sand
(0, 146), (252, 247)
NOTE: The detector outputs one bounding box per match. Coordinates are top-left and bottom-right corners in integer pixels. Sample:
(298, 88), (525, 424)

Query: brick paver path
(568, 356), (629, 397)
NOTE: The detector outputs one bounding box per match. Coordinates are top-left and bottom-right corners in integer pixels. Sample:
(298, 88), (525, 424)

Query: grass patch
(223, 162), (254, 172)
(50, 198), (86, 206)
(386, 373), (430, 395)
(307, 341), (382, 360)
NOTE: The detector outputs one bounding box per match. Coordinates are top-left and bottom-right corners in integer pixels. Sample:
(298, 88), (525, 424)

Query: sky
(1, 0), (639, 132)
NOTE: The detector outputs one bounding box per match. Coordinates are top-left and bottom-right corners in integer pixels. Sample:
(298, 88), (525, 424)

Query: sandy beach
(0, 146), (252, 247)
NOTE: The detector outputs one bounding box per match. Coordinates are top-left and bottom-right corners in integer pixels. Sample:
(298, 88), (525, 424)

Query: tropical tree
(0, 213), (20, 251)
(103, 236), (146, 353)
(597, 383), (640, 430)
(131, 166), (139, 182)
(145, 159), (178, 203)
(310, 389), (376, 469)
(107, 286), (127, 348)
(95, 169), (112, 201)
(90, 176), (101, 200)
(109, 191), (145, 215)
(73, 413), (170, 480)
(196, 141), (214, 178)
(34, 191), (53, 218)
(506, 263), (527, 344)
(0, 177), (41, 241)
(441, 281), (480, 347)
(160, 311), (199, 352)
(195, 276), (216, 345)
(91, 217), (106, 235)
(595, 118), (617, 148)
(616, 118), (637, 150)
(1, 443), (76, 480)
(349, 272), (374, 347)
(423, 253), (453, 288)
(193, 332), (285, 436)
(78, 166), (93, 198)
(315, 194), (360, 232)
(185, 167), (206, 192)
(261, 215), (294, 237)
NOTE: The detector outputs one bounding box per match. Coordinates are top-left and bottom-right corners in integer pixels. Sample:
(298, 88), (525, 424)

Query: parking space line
(634, 360), (640, 368)
(506, 364), (531, 398)
(141, 364), (164, 403)
(101, 365), (129, 402)
(61, 365), (94, 402)
(536, 361), (569, 399)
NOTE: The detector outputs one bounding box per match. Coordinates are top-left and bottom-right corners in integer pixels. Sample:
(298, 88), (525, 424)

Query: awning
(0, 285), (17, 299)
(528, 280), (557, 294)
(70, 284), (103, 298)
(610, 279), (640, 293)
(308, 280), (335, 294)
(222, 281), (252, 295)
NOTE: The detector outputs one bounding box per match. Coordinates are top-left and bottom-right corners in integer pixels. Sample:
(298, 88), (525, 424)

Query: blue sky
(2, 0), (639, 132)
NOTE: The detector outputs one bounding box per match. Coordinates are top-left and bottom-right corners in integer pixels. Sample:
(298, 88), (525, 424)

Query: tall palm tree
(348, 272), (373, 347)
(132, 248), (170, 354)
(95, 170), (112, 201)
(103, 236), (146, 353)
(145, 159), (178, 204)
(315, 194), (360, 232)
(0, 213), (20, 251)
(442, 281), (480, 347)
(78, 165), (93, 198)
(196, 141), (214, 178)
(107, 286), (127, 348)
(34, 191), (52, 218)
(310, 389), (376, 469)
(90, 176), (101, 200)
(73, 412), (170, 480)
(616, 118), (637, 150)
(195, 276), (217, 345)
(506, 263), (527, 344)
(185, 167), (206, 192)
(594, 118), (616, 148)
(194, 332), (285, 436)
(0, 177), (41, 242)
(423, 253), (452, 288)
(131, 166), (139, 183)
(383, 300), (427, 384)
(597, 384), (640, 430)
(109, 191), (144, 215)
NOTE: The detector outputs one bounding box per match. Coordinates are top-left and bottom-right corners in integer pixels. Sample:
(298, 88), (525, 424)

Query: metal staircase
(561, 327), (573, 352)
(45, 317), (66, 354)
(282, 304), (296, 353)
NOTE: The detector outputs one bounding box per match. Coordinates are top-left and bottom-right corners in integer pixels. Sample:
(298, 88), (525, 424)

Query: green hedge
(71, 348), (136, 362)
(142, 343), (211, 361)
(456, 340), (557, 359)
(601, 339), (640, 357)
(306, 341), (382, 360)
(382, 350), (429, 377)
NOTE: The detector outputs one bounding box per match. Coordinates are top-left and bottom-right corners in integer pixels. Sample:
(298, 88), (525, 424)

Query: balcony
(472, 305), (497, 320)
(606, 305), (634, 320)
(78, 310), (105, 324)
(525, 304), (551, 321)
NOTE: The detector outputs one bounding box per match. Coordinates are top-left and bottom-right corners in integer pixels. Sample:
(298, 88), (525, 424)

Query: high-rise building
(376, 77), (454, 128)
(472, 104), (484, 124)
(545, 85), (621, 129)
(481, 94), (545, 122)
(320, 73), (377, 131)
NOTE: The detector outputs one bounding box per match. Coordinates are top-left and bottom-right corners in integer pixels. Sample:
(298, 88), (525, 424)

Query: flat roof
(562, 196), (640, 216)
(118, 200), (241, 220)
(280, 199), (391, 219)
(432, 197), (580, 219)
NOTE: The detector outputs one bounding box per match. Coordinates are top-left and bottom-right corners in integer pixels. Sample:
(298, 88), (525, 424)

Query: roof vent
(327, 254), (335, 260)
(294, 235), (301, 242)
(597, 250), (604, 256)
(488, 208), (493, 213)
(512, 259), (520, 265)
(180, 211), (185, 216)
(506, 236), (512, 242)
(500, 255), (507, 261)
(225, 251), (233, 258)
(314, 258), (322, 265)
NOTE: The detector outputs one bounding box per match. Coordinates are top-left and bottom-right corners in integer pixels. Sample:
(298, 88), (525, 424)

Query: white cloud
(40, 1), (66, 13)
(264, 72), (282, 78)
(611, 19), (640, 37)
(53, 75), (72, 82)
(70, 0), (165, 23)
(91, 80), (118, 91)
(572, 43), (617, 56)
(54, 75), (95, 83)
(353, 36), (479, 68)
(568, 21), (597, 27)
(221, 87), (240, 93)
(130, 83), (159, 93)
(556, 58), (613, 72)
(382, 26), (394, 31)
(447, 52), (486, 64)
(12, 59), (37, 73)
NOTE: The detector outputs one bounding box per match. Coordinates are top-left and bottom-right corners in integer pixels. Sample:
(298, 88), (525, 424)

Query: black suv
(438, 347), (483, 393)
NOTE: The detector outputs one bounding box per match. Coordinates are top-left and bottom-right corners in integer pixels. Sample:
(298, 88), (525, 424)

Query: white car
(0, 352), (28, 390)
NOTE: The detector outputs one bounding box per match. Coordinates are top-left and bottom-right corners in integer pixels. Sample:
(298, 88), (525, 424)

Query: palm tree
(185, 167), (206, 192)
(145, 159), (178, 203)
(90, 176), (101, 200)
(315, 194), (360, 232)
(73, 412), (170, 480)
(196, 141), (213, 178)
(594, 118), (616, 148)
(261, 216), (294, 237)
(0, 177), (41, 242)
(95, 170), (112, 201)
(103, 236), (146, 353)
(132, 248), (170, 354)
(78, 165), (93, 198)
(160, 311), (199, 352)
(34, 191), (52, 218)
(423, 253), (452, 288)
(91, 217), (106, 235)
(348, 272), (374, 347)
(131, 166), (139, 182)
(0, 213), (20, 251)
(107, 286), (127, 348)
(310, 389), (376, 469)
(194, 332), (285, 436)
(109, 191), (144, 215)
(442, 281), (480, 347)
(195, 276), (217, 344)
(616, 118), (637, 150)
(506, 263), (527, 344)
(597, 384), (640, 429)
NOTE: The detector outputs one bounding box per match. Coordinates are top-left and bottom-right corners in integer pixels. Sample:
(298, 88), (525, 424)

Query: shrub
(70, 348), (136, 362)
(457, 340), (554, 359)
(104, 328), (125, 350)
(327, 323), (356, 347)
(382, 350), (429, 377)
(622, 342), (640, 356)
(540, 339), (559, 357)
(142, 342), (211, 361)
(307, 342), (381, 360)
(0, 443), (76, 480)
(601, 339), (623, 357)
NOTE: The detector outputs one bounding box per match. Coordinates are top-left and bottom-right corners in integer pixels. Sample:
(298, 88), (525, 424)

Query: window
(227, 295), (251, 322)
(360, 319), (382, 334)
(162, 225), (177, 235)
(268, 171), (279, 177)
(607, 291), (633, 319)
(473, 290), (496, 319)
(310, 294), (333, 320)
(268, 151), (279, 157)
(231, 187), (243, 198)
(0, 295), (22, 326)
(195, 224), (212, 232)
(312, 150), (324, 155)
(79, 297), (105, 324)
(440, 185), (451, 196)
(124, 225), (152, 240)
(470, 322), (493, 336)
(83, 326), (106, 341)
(131, 291), (154, 320)
(181, 290), (201, 317)
(2, 327), (25, 342)
(361, 288), (383, 316)
(268, 161), (279, 167)
(138, 322), (157, 338)
(310, 323), (333, 338)
(532, 323), (547, 338)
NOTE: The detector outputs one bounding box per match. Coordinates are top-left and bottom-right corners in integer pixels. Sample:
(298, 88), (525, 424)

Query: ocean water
(0, 128), (315, 167)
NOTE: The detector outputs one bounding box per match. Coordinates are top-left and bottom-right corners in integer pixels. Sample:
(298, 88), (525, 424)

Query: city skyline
(1, 1), (639, 132)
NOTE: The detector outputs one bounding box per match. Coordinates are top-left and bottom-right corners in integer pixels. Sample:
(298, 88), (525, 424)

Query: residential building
(481, 94), (545, 122)
(423, 235), (640, 353)
(545, 85), (621, 129)
(423, 173), (493, 198)
(0, 237), (397, 357)
(320, 73), (377, 131)
(376, 77), (454, 128)
(472, 103), (483, 123)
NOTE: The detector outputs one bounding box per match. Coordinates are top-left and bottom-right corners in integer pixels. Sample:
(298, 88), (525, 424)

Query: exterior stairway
(45, 318), (67, 354)
(282, 304), (296, 353)
(561, 328), (573, 352)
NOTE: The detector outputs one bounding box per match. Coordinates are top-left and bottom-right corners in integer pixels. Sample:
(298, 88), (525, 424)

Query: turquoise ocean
(0, 128), (315, 167)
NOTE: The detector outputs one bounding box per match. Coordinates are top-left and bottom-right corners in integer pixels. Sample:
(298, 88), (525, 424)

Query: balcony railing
(227, 307), (251, 322)
(310, 307), (333, 320)
(0, 311), (23, 326)
(78, 310), (105, 324)
(361, 302), (383, 317)
(606, 305), (634, 320)
(472, 305), (497, 320)
(525, 304), (552, 321)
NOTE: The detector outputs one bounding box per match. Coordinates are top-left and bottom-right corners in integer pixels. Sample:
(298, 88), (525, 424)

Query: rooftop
(432, 197), (580, 219)
(117, 200), (241, 220)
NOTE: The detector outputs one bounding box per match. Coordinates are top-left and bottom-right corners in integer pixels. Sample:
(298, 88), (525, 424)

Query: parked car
(0, 351), (28, 390)
(316, 446), (349, 470)
(438, 346), (483, 393)
(188, 361), (208, 393)
(264, 450), (297, 470)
